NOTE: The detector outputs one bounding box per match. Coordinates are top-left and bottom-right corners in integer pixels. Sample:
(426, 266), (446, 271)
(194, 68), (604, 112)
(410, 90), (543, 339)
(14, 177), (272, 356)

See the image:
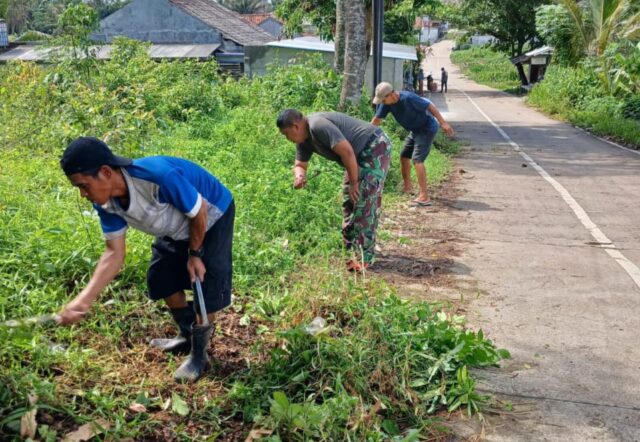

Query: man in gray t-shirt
(277, 109), (392, 271)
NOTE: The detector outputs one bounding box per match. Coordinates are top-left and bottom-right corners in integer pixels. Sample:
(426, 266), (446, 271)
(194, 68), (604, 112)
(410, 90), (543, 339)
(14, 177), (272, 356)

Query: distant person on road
(276, 109), (392, 272)
(426, 72), (435, 93)
(440, 67), (448, 93)
(58, 137), (235, 383)
(371, 82), (454, 206)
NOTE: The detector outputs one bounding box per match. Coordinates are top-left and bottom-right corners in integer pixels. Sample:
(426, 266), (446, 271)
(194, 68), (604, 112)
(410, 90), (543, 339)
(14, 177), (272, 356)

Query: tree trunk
(364, 4), (373, 60)
(339, 0), (367, 109)
(334, 0), (346, 72)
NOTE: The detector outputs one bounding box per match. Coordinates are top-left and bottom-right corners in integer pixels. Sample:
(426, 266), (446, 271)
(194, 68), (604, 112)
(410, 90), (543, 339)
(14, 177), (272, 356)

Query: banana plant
(558, 0), (640, 56)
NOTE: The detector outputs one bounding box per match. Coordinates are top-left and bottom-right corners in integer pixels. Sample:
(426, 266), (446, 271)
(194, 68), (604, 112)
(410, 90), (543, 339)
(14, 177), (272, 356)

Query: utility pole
(372, 0), (383, 91)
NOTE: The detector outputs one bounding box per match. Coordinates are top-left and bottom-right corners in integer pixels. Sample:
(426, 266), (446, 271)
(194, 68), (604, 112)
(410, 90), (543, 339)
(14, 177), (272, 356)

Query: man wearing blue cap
(58, 137), (234, 382)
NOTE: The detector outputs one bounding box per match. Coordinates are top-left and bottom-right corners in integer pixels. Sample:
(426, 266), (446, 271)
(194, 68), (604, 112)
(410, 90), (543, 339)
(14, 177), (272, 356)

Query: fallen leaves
(171, 392), (190, 417)
(128, 402), (148, 414)
(62, 419), (110, 442)
(244, 427), (273, 442)
(19, 408), (37, 439)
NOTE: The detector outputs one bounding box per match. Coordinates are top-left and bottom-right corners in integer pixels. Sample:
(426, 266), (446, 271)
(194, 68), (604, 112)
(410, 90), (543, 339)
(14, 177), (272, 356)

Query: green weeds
(450, 47), (521, 93)
(0, 39), (506, 440)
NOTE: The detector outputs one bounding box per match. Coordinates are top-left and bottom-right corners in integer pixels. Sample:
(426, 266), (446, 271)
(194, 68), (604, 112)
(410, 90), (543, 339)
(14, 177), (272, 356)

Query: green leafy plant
(0, 36), (504, 440)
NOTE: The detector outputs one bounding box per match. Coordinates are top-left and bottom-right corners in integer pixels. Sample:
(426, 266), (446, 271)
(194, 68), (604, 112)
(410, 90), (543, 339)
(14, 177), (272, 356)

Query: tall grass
(0, 40), (505, 440)
(450, 47), (520, 92)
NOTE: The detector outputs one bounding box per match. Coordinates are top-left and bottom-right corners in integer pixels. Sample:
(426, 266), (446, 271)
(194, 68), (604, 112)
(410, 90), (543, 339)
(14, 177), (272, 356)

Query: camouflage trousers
(342, 131), (392, 264)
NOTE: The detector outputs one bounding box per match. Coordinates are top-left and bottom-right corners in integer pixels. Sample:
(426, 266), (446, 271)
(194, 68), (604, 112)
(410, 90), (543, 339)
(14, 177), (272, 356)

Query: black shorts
(147, 201), (235, 313)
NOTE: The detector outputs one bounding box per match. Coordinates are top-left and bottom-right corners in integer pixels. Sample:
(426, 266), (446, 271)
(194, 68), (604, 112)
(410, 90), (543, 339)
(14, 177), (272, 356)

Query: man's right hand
(58, 298), (90, 325)
(293, 174), (306, 189)
(441, 121), (454, 137)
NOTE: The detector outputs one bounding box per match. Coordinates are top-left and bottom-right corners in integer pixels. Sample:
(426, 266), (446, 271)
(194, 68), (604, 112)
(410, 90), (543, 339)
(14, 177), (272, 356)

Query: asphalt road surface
(426, 40), (640, 441)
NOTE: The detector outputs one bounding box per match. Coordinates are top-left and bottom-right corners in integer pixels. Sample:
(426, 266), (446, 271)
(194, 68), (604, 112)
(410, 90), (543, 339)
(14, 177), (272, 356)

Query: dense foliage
(535, 4), (582, 65)
(449, 0), (549, 56)
(529, 0), (640, 146)
(527, 43), (640, 146)
(276, 0), (442, 44)
(0, 37), (505, 440)
(0, 0), (127, 35)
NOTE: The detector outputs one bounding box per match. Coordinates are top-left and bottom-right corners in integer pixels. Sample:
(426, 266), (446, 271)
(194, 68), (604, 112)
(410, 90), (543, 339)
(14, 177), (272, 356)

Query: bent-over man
(58, 137), (234, 383)
(276, 110), (391, 272)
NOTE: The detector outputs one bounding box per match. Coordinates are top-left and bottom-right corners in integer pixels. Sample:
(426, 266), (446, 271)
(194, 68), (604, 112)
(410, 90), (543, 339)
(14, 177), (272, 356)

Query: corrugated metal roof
(525, 45), (553, 57)
(511, 46), (554, 65)
(0, 45), (51, 61)
(169, 0), (274, 46)
(266, 36), (417, 61)
(0, 44), (220, 62)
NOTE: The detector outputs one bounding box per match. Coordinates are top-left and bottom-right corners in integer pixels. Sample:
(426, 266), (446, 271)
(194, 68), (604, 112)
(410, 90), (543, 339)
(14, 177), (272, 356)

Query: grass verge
(450, 47), (520, 93)
(0, 43), (505, 440)
(527, 65), (640, 148)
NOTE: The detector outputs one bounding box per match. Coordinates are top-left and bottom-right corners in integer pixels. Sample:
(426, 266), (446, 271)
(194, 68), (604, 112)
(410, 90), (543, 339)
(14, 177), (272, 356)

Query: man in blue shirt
(371, 82), (454, 206)
(58, 137), (234, 382)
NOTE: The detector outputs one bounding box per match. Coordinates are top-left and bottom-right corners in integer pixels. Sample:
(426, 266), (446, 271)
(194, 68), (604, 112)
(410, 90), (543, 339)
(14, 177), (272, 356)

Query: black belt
(366, 129), (384, 145)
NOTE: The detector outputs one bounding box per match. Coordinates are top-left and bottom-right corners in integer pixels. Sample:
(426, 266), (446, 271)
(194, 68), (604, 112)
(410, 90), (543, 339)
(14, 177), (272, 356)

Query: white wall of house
(471, 35), (498, 46)
(244, 46), (405, 93)
(419, 28), (440, 44)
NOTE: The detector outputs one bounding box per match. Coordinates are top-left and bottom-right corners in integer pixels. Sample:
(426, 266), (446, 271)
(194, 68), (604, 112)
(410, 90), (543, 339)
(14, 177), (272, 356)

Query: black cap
(60, 137), (132, 176)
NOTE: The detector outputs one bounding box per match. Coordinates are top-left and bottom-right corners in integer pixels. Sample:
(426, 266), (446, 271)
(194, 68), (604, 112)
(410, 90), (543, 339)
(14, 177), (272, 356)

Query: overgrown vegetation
(450, 46), (520, 92)
(530, 0), (640, 147)
(447, 0), (547, 56)
(0, 31), (505, 440)
(0, 0), (128, 35)
(527, 47), (640, 147)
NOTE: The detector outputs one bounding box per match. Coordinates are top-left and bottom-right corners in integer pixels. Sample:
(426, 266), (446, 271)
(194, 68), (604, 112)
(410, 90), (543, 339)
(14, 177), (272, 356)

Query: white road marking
(460, 90), (640, 291)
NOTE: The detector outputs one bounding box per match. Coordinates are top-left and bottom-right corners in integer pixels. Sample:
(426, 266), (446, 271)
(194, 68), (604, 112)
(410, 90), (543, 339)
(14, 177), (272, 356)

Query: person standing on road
(440, 67), (448, 93)
(58, 137), (235, 383)
(371, 82), (454, 206)
(276, 109), (392, 272)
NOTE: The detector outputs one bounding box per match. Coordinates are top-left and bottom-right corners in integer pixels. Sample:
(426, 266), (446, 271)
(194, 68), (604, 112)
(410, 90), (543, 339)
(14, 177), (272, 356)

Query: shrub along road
(411, 40), (640, 440)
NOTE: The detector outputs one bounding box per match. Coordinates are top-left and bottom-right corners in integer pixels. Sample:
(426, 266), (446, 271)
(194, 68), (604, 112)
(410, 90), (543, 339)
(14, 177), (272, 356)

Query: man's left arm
(427, 103), (454, 136)
(333, 140), (360, 202)
(187, 199), (208, 283)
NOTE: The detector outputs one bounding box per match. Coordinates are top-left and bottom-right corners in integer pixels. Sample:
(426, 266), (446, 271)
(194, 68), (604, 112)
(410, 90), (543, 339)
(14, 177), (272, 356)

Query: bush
(15, 30), (52, 42)
(622, 96), (640, 121)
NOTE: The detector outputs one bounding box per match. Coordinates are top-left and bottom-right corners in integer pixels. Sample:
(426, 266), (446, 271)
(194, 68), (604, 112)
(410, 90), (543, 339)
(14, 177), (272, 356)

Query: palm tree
(218, 0), (265, 14)
(559, 0), (640, 56)
(339, 0), (367, 108)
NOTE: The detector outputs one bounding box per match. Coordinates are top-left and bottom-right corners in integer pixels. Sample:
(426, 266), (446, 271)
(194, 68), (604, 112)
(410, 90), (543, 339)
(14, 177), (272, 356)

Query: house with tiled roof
(91, 0), (275, 72)
(240, 13), (283, 38)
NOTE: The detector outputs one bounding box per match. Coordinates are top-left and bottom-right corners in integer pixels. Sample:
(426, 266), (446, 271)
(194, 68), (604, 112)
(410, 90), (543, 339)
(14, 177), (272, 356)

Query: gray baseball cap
(372, 82), (393, 104)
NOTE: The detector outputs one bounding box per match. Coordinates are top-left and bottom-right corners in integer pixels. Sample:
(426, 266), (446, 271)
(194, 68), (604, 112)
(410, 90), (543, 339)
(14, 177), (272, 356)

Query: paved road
(425, 41), (640, 441)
